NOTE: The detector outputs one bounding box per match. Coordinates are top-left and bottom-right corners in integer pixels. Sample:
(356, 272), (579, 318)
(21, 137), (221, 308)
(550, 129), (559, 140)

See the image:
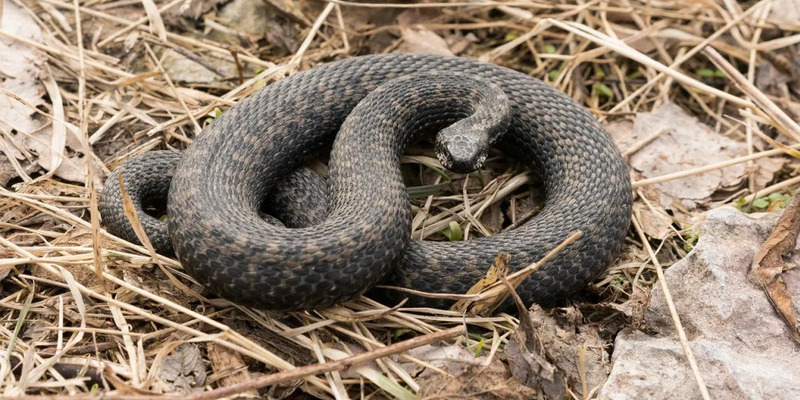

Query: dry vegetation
(1, 0), (799, 398)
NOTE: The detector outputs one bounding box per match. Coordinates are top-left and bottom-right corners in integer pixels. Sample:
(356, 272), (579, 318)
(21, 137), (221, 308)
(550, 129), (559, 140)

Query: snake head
(435, 123), (492, 174)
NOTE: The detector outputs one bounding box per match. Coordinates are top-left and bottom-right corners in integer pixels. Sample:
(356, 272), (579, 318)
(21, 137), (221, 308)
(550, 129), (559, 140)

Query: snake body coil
(100, 54), (633, 311)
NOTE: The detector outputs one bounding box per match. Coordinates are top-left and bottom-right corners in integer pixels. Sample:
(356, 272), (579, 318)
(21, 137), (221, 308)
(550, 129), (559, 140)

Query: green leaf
(752, 198), (770, 209)
(695, 68), (725, 79)
(768, 192), (786, 202)
(608, 276), (626, 290)
(593, 82), (614, 98)
(90, 384), (99, 393)
(543, 44), (557, 54)
(549, 69), (560, 81)
(441, 221), (463, 241)
(204, 107), (225, 126)
(473, 338), (485, 357)
(504, 33), (519, 41)
(627, 70), (643, 80)
(695, 68), (715, 78)
(392, 328), (413, 341)
(593, 65), (606, 78)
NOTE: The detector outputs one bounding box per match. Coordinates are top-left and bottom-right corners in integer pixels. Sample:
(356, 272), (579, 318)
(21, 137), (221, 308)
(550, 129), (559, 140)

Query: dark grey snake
(99, 54), (632, 311)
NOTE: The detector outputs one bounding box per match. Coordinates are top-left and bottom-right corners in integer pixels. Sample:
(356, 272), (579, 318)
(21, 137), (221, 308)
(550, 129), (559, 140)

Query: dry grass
(1, 0), (799, 398)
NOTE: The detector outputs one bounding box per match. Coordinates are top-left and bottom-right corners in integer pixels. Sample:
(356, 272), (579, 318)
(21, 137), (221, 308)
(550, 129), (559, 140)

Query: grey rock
(599, 207), (800, 400)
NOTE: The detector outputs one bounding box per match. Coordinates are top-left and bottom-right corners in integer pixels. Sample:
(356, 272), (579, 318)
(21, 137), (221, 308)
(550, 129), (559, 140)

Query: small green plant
(627, 70), (644, 80)
(695, 68), (726, 79)
(504, 32), (519, 41)
(682, 230), (702, 253)
(204, 107), (223, 126)
(441, 221), (463, 241)
(90, 384), (99, 393)
(472, 337), (486, 357)
(392, 328), (413, 341)
(592, 82), (614, 98)
(548, 66), (561, 81)
(735, 192), (791, 213)
(608, 275), (627, 292)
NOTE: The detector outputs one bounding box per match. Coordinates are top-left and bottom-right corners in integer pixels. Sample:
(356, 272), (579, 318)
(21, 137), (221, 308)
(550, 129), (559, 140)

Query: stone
(599, 207), (800, 400)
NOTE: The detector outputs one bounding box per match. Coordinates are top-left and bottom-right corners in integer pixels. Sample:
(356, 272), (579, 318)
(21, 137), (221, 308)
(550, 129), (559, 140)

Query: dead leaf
(392, 4), (452, 56)
(756, 46), (799, 93)
(121, 266), (196, 306)
(0, 1), (99, 185)
(451, 253), (510, 314)
(161, 49), (235, 84)
(750, 191), (800, 343)
(506, 305), (566, 399)
(396, 26), (454, 56)
(418, 362), (537, 400)
(264, 0), (312, 26)
(0, 1), (46, 136)
(478, 202), (505, 235)
(618, 103), (776, 210)
(756, 45), (800, 128)
(633, 202), (673, 240)
(0, 154), (19, 185)
(158, 344), (207, 393)
(448, 32), (479, 55)
(507, 305), (611, 399)
(766, 0), (800, 26)
(753, 156), (786, 190)
(400, 345), (536, 400)
(0, 265), (12, 281)
(213, 0), (303, 53)
(167, 0), (228, 20)
(207, 343), (259, 398)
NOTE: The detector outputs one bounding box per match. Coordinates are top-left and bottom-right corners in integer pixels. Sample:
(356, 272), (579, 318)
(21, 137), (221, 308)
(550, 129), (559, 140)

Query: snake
(99, 54), (633, 311)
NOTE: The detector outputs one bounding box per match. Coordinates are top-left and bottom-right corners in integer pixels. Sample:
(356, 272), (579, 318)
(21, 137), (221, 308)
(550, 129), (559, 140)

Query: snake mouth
(435, 132), (490, 174)
(437, 150), (488, 174)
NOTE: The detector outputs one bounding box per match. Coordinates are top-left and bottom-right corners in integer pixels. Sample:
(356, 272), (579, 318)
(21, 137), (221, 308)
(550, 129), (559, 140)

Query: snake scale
(100, 54), (633, 311)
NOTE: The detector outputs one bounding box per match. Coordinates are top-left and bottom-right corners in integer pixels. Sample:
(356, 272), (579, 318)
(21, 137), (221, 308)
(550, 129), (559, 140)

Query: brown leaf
(0, 1), (46, 136)
(751, 191), (800, 343)
(633, 202), (673, 240)
(157, 344), (207, 393)
(207, 343), (259, 398)
(507, 305), (611, 399)
(506, 305), (566, 399)
(451, 253), (510, 315)
(396, 27), (454, 56)
(411, 345), (537, 400)
(618, 103), (762, 211)
(766, 0), (800, 26)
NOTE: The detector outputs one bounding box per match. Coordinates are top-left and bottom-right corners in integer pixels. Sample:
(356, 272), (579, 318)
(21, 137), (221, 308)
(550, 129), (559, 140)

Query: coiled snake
(100, 54), (632, 311)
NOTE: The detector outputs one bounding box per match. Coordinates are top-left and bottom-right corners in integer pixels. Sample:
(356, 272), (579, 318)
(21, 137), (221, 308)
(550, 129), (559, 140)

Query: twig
(631, 215), (712, 400)
(703, 47), (800, 142)
(2, 326), (465, 400)
(632, 143), (800, 188)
